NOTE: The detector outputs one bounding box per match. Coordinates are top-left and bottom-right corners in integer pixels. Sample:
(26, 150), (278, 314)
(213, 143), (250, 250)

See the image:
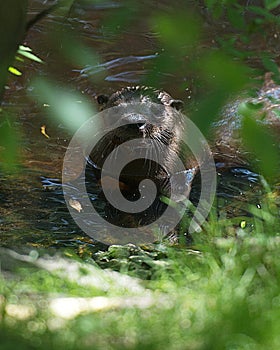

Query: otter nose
(121, 114), (147, 132)
(136, 121), (147, 130)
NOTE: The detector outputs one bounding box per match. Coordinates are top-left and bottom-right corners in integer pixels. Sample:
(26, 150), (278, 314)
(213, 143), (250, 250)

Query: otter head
(90, 86), (186, 193)
(95, 86), (184, 145)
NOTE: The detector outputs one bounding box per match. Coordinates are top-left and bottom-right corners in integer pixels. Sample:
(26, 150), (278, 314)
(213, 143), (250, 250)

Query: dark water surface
(0, 0), (272, 250)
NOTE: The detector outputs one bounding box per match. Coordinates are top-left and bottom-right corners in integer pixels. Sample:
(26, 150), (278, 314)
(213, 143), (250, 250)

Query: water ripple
(77, 54), (157, 76)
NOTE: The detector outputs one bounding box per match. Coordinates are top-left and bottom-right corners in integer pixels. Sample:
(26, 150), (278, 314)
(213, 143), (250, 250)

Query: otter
(89, 83), (280, 201)
(89, 86), (196, 199)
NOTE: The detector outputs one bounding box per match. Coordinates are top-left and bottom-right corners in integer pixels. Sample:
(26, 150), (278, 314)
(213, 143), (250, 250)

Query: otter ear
(170, 99), (184, 111)
(96, 94), (109, 105)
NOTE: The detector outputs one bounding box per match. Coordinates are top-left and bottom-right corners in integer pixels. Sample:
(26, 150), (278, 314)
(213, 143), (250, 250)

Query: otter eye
(97, 94), (109, 105)
(170, 99), (184, 111)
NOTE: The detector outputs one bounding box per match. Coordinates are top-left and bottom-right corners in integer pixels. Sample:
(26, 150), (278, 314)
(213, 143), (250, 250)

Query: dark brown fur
(90, 86), (189, 194)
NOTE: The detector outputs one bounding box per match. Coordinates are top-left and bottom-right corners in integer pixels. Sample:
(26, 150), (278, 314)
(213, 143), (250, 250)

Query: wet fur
(90, 86), (188, 193)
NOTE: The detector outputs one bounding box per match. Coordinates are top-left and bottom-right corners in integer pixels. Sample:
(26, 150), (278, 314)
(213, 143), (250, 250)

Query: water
(0, 0), (276, 249)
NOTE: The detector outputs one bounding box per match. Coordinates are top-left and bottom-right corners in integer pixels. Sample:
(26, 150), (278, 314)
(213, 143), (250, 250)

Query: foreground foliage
(1, 192), (279, 350)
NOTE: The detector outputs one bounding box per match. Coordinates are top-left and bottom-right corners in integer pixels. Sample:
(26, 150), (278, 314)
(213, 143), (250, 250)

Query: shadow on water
(0, 0), (277, 251)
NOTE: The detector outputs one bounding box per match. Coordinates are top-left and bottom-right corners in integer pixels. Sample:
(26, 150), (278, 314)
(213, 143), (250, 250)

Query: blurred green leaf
(32, 78), (96, 132)
(0, 116), (19, 171)
(204, 0), (224, 18)
(241, 111), (279, 180)
(264, 0), (280, 10)
(102, 1), (140, 36)
(197, 52), (249, 92)
(191, 52), (249, 133)
(152, 12), (201, 54)
(145, 52), (183, 87)
(51, 31), (99, 68)
(146, 10), (201, 86)
(191, 90), (229, 134)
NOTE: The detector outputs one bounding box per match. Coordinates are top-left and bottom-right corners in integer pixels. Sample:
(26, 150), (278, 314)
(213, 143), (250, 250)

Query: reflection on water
(0, 0), (277, 250)
(77, 54), (157, 83)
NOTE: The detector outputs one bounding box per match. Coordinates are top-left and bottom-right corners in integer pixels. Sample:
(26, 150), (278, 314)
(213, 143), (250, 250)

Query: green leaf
(8, 66), (22, 76)
(264, 0), (280, 10)
(17, 49), (43, 63)
(18, 45), (32, 52)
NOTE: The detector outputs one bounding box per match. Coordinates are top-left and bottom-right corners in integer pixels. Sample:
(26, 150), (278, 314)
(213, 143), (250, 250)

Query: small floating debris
(69, 198), (83, 212)
(40, 125), (50, 138)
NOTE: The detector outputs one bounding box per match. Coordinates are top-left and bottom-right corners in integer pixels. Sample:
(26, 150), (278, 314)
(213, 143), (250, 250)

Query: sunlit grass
(0, 189), (279, 349)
